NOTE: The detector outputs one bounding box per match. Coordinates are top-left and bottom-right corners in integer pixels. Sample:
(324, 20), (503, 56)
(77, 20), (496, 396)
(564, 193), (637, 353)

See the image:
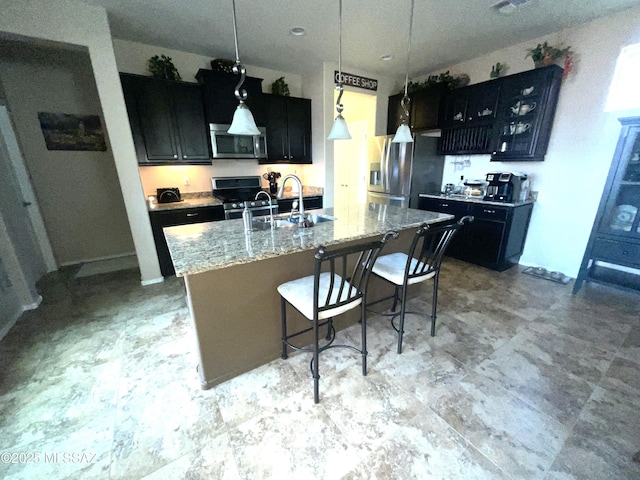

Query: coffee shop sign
(334, 71), (378, 91)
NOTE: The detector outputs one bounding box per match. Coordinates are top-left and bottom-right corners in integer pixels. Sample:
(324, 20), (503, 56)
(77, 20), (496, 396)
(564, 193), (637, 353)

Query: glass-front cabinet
(491, 65), (563, 162)
(600, 123), (640, 236)
(574, 117), (640, 293)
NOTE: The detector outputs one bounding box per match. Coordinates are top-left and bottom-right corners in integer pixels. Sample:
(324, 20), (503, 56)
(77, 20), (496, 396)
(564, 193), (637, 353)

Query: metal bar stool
(371, 216), (473, 353)
(278, 231), (397, 403)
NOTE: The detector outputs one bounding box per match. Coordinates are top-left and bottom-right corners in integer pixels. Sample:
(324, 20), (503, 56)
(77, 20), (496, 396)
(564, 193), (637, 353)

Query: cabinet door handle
(183, 155), (188, 159)
(483, 209), (496, 214)
(173, 154), (178, 159)
(441, 203), (449, 207)
(186, 213), (198, 217)
(622, 250), (629, 255)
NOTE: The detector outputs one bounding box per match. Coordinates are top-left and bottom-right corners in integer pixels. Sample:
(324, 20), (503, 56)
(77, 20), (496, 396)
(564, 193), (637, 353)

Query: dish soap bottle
(242, 201), (253, 233)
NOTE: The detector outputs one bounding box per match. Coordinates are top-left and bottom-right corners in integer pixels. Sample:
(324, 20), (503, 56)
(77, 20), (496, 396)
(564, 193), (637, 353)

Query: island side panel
(183, 230), (415, 389)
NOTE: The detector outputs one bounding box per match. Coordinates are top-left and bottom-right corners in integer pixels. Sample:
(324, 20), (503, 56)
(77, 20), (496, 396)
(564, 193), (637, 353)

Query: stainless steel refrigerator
(367, 134), (444, 208)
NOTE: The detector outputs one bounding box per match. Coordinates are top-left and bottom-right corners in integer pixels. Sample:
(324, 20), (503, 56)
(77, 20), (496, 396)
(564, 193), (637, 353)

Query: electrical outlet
(184, 176), (190, 186)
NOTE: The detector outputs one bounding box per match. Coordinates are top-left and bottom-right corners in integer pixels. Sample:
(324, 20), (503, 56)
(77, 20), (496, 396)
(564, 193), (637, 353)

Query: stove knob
(250, 201), (256, 207)
(232, 203), (238, 209)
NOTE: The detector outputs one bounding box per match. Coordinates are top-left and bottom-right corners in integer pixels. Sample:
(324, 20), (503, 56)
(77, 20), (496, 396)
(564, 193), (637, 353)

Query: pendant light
(392, 0), (415, 144)
(327, 0), (351, 140)
(227, 0), (260, 135)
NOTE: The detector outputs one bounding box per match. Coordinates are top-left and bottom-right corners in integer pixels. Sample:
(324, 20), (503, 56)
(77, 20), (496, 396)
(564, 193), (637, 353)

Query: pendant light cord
(231, 0), (248, 102)
(401, 0), (414, 119)
(335, 0), (345, 116)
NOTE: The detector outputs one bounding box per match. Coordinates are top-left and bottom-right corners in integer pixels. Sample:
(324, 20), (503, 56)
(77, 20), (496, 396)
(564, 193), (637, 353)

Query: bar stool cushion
(372, 252), (435, 286)
(278, 272), (361, 321)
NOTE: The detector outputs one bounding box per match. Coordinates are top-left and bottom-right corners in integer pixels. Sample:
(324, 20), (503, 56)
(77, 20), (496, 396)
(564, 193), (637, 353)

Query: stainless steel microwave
(209, 124), (267, 160)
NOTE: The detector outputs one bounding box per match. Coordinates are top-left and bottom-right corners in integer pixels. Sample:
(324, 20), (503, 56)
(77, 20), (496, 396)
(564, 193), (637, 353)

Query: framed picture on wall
(37, 112), (107, 151)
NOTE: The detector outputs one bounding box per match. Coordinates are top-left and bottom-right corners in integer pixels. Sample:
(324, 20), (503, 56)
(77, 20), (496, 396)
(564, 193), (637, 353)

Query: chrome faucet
(278, 174), (310, 227)
(255, 190), (275, 229)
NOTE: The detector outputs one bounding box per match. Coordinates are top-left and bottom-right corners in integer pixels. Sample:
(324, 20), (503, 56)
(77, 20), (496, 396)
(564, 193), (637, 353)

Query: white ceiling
(83, 0), (640, 79)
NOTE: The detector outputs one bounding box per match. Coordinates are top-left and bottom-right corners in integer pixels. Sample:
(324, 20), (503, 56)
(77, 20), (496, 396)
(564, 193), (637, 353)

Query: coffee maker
(484, 172), (529, 203)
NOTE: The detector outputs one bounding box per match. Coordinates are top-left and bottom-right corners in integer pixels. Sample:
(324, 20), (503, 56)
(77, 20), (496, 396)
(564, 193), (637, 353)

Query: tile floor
(1, 259), (639, 479)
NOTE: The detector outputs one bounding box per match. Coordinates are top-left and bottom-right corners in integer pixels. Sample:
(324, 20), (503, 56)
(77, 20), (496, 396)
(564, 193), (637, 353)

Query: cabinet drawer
(418, 198), (469, 217)
(470, 203), (509, 221)
(150, 206), (224, 227)
(591, 238), (640, 267)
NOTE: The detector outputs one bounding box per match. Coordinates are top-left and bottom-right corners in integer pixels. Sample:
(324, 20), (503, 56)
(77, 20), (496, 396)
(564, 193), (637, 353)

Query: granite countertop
(419, 193), (535, 207)
(163, 204), (453, 277)
(148, 187), (324, 212)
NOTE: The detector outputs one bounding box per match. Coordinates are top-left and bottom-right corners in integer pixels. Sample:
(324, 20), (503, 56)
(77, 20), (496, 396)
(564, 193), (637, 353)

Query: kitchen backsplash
(138, 163), (311, 196)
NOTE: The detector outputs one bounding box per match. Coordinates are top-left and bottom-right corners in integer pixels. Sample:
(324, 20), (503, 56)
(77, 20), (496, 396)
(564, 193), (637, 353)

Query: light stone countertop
(164, 203), (453, 277)
(419, 193), (535, 207)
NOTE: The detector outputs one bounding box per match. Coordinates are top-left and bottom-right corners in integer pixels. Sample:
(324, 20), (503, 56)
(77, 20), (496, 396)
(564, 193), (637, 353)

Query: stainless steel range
(211, 176), (278, 220)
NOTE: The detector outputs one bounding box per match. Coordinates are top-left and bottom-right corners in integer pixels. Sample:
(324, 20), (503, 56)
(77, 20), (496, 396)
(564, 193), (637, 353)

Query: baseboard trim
(141, 277), (164, 286)
(0, 295), (42, 340)
(60, 252), (137, 267)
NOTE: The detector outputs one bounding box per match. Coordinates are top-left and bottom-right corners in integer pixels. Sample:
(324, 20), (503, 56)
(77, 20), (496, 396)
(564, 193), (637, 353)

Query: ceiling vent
(491, 0), (534, 15)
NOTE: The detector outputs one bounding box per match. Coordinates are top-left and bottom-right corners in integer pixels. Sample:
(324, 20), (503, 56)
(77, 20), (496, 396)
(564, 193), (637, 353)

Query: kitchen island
(164, 202), (453, 389)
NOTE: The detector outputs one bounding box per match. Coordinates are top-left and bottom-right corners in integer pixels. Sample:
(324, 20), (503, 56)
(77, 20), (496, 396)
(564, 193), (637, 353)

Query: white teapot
(511, 101), (536, 115)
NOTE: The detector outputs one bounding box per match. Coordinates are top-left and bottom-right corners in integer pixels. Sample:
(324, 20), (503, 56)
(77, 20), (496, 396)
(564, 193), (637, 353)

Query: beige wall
(416, 6), (640, 276)
(0, 42), (135, 265)
(0, 0), (162, 283)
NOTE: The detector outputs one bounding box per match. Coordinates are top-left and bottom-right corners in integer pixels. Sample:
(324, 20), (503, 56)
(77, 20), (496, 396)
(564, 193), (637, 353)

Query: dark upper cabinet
(195, 69), (265, 126)
(262, 94), (312, 164)
(491, 65), (563, 162)
(387, 85), (445, 135)
(438, 65), (563, 160)
(120, 73), (210, 165)
(574, 117), (640, 293)
(438, 81), (501, 155)
(440, 82), (500, 128)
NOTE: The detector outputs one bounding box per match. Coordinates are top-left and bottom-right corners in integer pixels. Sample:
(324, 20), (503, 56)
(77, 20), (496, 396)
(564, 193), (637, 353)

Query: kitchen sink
(252, 213), (337, 230)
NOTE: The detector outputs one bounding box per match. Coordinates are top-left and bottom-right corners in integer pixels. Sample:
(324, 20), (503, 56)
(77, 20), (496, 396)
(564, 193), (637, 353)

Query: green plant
(211, 58), (235, 73)
(490, 62), (505, 78)
(271, 77), (290, 96)
(526, 41), (573, 67)
(147, 54), (181, 81)
(404, 71), (469, 94)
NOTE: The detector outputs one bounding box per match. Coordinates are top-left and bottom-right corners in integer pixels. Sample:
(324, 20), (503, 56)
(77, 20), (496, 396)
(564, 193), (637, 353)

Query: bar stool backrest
(406, 216), (473, 282)
(313, 231), (397, 317)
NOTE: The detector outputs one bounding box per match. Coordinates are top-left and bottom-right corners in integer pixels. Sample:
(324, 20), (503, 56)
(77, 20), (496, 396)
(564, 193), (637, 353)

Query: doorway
(0, 104), (46, 334)
(333, 90), (376, 207)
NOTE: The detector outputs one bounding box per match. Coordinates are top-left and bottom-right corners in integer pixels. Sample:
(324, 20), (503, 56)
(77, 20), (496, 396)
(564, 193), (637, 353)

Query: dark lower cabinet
(418, 196), (533, 271)
(416, 197), (468, 259)
(278, 196), (323, 212)
(150, 206), (225, 276)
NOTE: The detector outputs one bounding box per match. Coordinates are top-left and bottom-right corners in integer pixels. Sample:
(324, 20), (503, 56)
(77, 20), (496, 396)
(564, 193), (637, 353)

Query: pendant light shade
(228, 102), (260, 135)
(227, 0), (260, 136)
(328, 114), (351, 140)
(392, 123), (413, 143)
(392, 0), (415, 144)
(328, 0), (351, 140)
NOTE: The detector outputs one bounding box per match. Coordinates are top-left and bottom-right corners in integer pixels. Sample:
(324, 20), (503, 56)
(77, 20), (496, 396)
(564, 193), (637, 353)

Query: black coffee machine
(484, 172), (529, 203)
